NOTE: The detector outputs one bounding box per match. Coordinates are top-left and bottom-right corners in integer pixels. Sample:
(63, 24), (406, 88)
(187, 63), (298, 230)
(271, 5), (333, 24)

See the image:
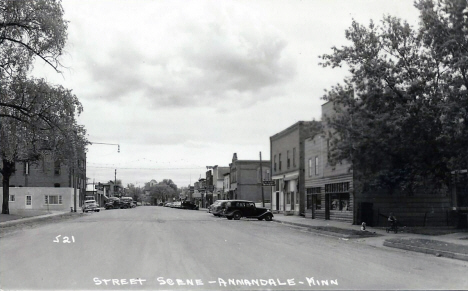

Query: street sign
(262, 180), (275, 186)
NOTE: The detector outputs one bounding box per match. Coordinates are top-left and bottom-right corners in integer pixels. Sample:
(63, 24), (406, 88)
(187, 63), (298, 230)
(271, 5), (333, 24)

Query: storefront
(272, 172), (299, 215)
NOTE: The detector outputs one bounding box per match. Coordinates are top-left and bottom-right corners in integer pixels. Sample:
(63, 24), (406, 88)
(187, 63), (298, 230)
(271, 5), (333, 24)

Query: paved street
(1, 206), (467, 290)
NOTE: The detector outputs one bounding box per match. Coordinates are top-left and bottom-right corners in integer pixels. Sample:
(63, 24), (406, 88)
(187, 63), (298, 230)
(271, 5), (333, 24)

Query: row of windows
(9, 195), (63, 205)
(10, 183), (62, 187)
(16, 159), (84, 176)
(273, 148), (297, 172)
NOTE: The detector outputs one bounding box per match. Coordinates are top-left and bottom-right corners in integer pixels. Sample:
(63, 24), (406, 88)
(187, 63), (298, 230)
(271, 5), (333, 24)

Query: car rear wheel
(233, 212), (242, 220)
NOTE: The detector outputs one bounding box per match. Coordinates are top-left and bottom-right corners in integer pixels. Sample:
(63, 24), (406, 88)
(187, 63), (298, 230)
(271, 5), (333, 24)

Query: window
(26, 196), (32, 206)
(274, 155), (277, 172)
(23, 162), (29, 175)
(308, 158), (312, 177)
(306, 194), (312, 209)
(45, 195), (63, 205)
(54, 160), (61, 175)
(293, 148), (296, 167)
(279, 154), (282, 170)
(9, 194), (15, 202)
(329, 193), (350, 211)
(315, 156), (319, 175)
(287, 151), (290, 169)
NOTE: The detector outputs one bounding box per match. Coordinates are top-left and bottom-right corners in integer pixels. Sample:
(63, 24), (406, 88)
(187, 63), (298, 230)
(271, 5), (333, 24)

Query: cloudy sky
(32, 0), (420, 189)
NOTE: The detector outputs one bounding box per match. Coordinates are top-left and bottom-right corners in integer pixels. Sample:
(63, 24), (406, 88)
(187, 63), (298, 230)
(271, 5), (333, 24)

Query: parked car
(82, 200), (100, 213)
(171, 201), (182, 208)
(211, 200), (228, 216)
(105, 197), (121, 209)
(120, 197), (135, 208)
(223, 200), (273, 221)
(181, 201), (199, 210)
(164, 202), (173, 207)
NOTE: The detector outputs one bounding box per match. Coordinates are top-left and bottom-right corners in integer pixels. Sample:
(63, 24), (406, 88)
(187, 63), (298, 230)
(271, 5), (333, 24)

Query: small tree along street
(320, 0), (468, 195)
(0, 0), (88, 214)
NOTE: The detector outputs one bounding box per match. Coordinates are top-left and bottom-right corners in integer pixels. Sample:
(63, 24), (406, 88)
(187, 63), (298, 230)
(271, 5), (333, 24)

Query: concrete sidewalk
(272, 213), (468, 262)
(0, 210), (75, 227)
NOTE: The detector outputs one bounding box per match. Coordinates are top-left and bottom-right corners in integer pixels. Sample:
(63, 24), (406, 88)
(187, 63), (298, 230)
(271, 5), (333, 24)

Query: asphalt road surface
(1, 206), (467, 290)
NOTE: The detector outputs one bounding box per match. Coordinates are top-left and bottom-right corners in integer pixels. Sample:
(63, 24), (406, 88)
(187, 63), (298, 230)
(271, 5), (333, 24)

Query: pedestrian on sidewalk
(388, 212), (397, 228)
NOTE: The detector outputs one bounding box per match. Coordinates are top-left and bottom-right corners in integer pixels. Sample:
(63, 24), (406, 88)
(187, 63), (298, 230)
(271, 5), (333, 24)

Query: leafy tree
(126, 183), (142, 202)
(0, 0), (87, 214)
(0, 0), (68, 78)
(0, 78), (86, 213)
(320, 0), (467, 195)
(147, 179), (179, 204)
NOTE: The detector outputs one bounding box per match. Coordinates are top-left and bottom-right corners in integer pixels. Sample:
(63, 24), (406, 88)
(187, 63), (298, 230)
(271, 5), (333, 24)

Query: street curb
(273, 219), (377, 239)
(383, 240), (468, 262)
(0, 211), (76, 228)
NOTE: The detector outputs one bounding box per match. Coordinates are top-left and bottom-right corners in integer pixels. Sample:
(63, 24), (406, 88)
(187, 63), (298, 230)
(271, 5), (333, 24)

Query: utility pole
(260, 151), (265, 207)
(115, 169), (117, 197)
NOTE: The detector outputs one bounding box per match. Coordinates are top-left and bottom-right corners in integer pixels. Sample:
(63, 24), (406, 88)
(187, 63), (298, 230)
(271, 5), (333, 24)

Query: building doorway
(26, 195), (32, 209)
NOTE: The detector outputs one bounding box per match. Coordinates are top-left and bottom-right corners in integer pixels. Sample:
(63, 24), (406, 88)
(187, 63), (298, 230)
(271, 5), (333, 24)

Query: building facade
(211, 165), (230, 201)
(229, 153), (271, 205)
(303, 102), (354, 223)
(5, 154), (86, 211)
(270, 121), (319, 215)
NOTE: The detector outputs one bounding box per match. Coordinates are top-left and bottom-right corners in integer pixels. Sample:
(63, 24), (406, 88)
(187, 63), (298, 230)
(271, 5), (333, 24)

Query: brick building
(270, 121), (320, 215)
(304, 102), (353, 223)
(4, 153), (86, 211)
(229, 153), (271, 205)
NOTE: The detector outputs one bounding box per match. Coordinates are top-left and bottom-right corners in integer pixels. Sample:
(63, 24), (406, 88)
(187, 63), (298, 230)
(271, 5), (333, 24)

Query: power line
(87, 166), (203, 170)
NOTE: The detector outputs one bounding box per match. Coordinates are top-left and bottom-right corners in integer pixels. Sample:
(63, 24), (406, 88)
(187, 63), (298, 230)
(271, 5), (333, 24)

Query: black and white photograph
(1, 0), (467, 290)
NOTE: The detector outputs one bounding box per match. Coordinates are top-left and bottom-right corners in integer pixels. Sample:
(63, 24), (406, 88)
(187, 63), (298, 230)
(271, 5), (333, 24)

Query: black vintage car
(223, 200), (273, 221)
(181, 201), (199, 210)
(105, 197), (120, 209)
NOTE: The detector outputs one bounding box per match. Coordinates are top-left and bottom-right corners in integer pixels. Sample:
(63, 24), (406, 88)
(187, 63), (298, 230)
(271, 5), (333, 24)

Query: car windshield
(85, 201), (96, 204)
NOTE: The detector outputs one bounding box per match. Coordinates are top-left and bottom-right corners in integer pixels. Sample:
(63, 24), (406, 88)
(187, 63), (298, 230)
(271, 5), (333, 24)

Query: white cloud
(31, 0), (420, 187)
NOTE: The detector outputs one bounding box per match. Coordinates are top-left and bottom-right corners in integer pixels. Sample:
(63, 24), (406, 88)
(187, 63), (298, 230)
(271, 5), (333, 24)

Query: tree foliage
(0, 0), (68, 78)
(0, 0), (87, 214)
(320, 0), (467, 194)
(148, 179), (178, 203)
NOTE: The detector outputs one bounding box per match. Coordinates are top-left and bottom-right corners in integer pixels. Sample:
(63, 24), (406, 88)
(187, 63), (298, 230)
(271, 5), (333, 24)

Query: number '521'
(53, 235), (75, 243)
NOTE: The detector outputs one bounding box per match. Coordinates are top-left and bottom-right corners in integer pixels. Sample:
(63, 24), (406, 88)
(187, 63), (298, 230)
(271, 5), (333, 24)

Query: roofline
(270, 121), (315, 141)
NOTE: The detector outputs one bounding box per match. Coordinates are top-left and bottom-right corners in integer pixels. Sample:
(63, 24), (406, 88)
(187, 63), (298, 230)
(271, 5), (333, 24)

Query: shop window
(329, 193), (350, 211)
(306, 194), (312, 209)
(315, 195), (322, 210)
